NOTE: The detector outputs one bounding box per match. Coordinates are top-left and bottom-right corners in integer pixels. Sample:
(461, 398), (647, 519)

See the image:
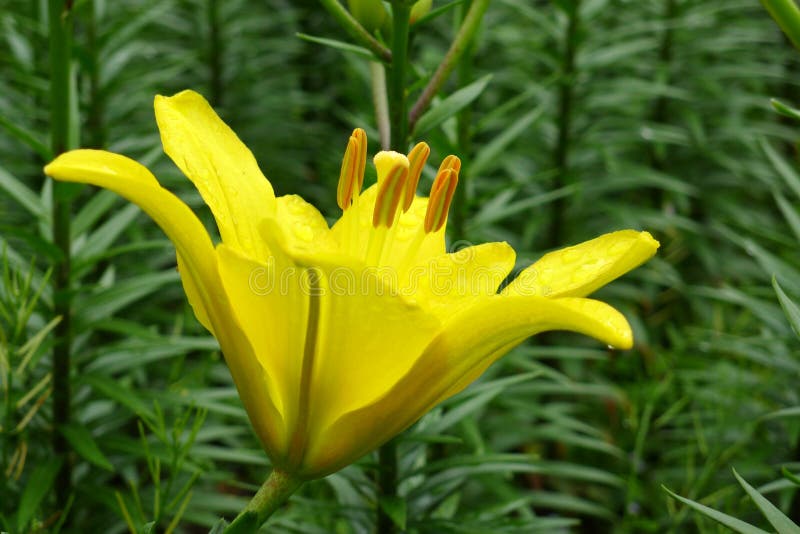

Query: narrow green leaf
(413, 74), (493, 135)
(663, 486), (771, 534)
(223, 511), (259, 534)
(295, 33), (374, 60)
(469, 184), (578, 228)
(470, 103), (546, 177)
(71, 189), (121, 237)
(760, 138), (800, 199)
(732, 468), (800, 534)
(782, 468), (800, 487)
(774, 192), (800, 241)
(0, 164), (46, 220)
(0, 113), (52, 160)
(771, 98), (800, 121)
(75, 270), (180, 326)
(60, 423), (114, 471)
(773, 278), (800, 338)
(379, 495), (407, 530)
(17, 458), (63, 531)
(413, 0), (469, 26)
(81, 373), (155, 420)
(208, 518), (229, 534)
(762, 0), (800, 51)
(762, 406), (800, 420)
(74, 203), (140, 264)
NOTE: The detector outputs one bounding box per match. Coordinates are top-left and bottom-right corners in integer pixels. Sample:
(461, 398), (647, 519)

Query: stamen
(424, 161), (459, 233)
(403, 142), (430, 212)
(353, 128), (367, 190)
(372, 162), (409, 228)
(336, 128), (367, 210)
(439, 154), (461, 174)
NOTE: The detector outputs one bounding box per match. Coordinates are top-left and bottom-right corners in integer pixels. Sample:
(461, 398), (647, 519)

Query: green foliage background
(2, 0), (800, 532)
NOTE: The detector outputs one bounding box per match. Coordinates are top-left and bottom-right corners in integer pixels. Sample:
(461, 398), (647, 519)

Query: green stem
(86, 0), (105, 148)
(371, 61), (391, 149)
(224, 469), (304, 532)
(762, 0), (800, 51)
(407, 0), (489, 132)
(377, 438), (398, 534)
(646, 0), (676, 208)
(208, 0), (223, 106)
(548, 0), (580, 250)
(388, 2), (412, 150)
(373, 5), (413, 531)
(48, 0), (75, 510)
(317, 0), (393, 62)
(452, 1), (475, 241)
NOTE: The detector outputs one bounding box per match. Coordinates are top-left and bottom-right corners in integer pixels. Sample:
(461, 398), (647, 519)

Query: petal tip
(43, 161), (56, 177)
(639, 230), (660, 252)
(154, 89), (207, 114)
(611, 328), (634, 350)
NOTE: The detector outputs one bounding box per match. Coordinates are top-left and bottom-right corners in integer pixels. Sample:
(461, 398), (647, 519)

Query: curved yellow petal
(263, 214), (442, 419)
(222, 219), (442, 472)
(307, 263), (440, 432)
(415, 242), (515, 317)
(44, 149), (286, 464)
(304, 295), (631, 477)
(44, 149), (217, 305)
(154, 90), (275, 261)
(177, 253), (214, 334)
(504, 230), (659, 298)
(275, 194), (339, 256)
(216, 243), (307, 462)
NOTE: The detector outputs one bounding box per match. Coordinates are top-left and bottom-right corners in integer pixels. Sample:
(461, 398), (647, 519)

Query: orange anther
(438, 154), (461, 174)
(403, 142), (430, 212)
(337, 128), (367, 210)
(372, 163), (409, 228)
(424, 164), (459, 233)
(353, 128), (367, 190)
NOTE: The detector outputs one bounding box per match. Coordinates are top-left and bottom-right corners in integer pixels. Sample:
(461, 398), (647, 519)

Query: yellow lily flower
(44, 90), (659, 479)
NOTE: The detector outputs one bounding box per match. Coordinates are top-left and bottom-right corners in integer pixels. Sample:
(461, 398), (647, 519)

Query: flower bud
(410, 0), (432, 24)
(347, 0), (387, 32)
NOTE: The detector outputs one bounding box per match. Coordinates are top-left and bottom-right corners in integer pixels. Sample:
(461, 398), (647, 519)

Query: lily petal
(306, 295), (631, 477)
(257, 216), (442, 468)
(504, 230), (659, 298)
(275, 194), (339, 256)
(415, 242), (516, 316)
(44, 150), (217, 314)
(216, 243), (306, 463)
(154, 90), (275, 261)
(44, 149), (286, 463)
(177, 253), (214, 334)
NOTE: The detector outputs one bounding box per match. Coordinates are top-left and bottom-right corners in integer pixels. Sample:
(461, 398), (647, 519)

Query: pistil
(367, 155), (409, 265)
